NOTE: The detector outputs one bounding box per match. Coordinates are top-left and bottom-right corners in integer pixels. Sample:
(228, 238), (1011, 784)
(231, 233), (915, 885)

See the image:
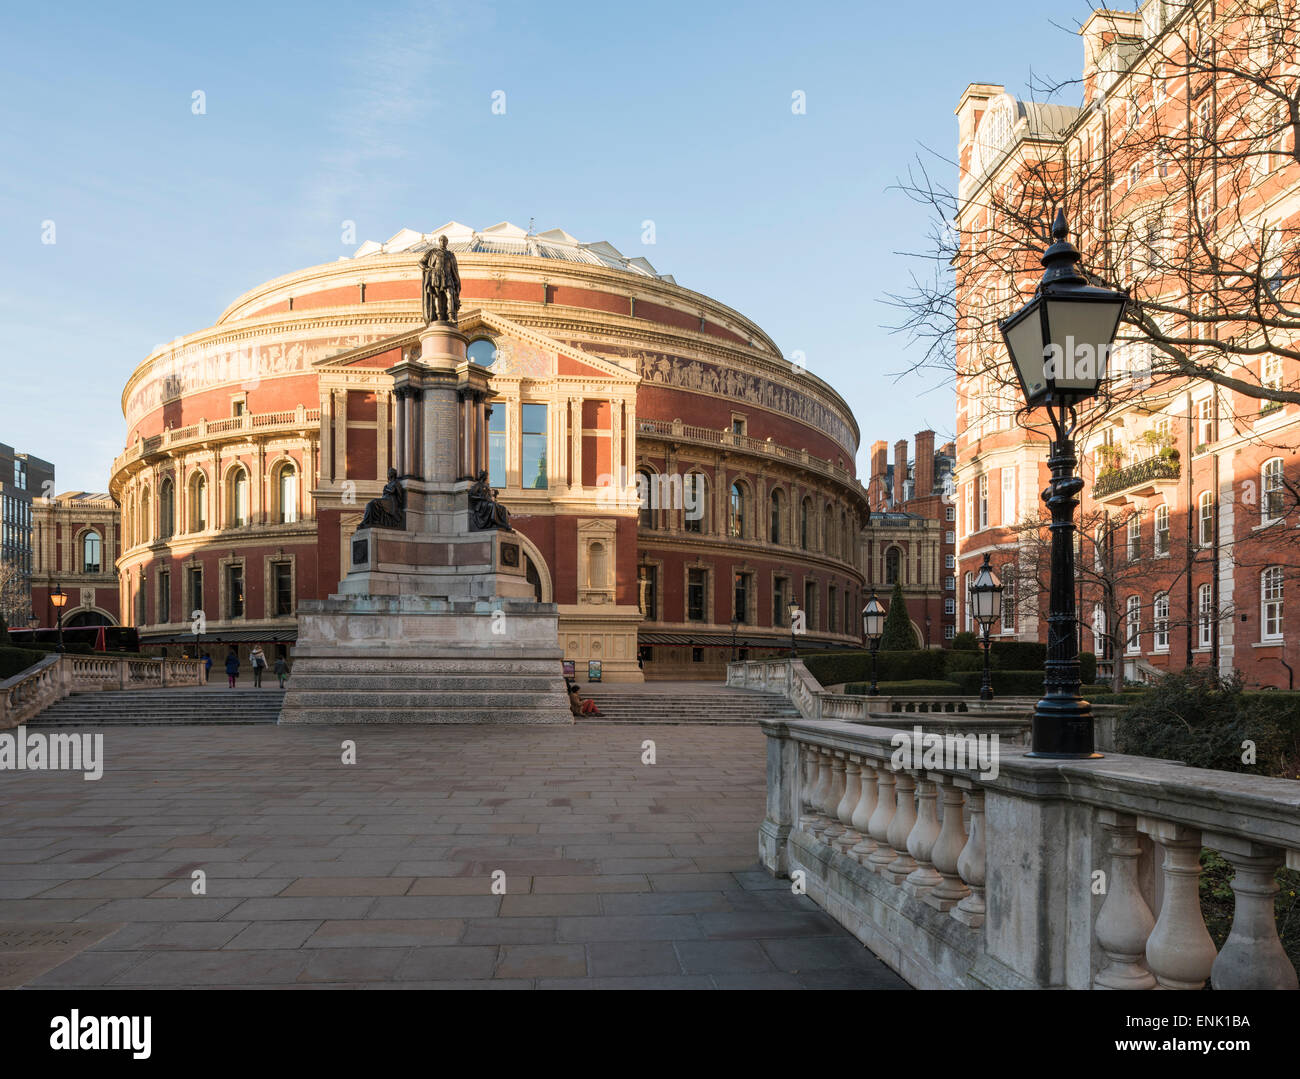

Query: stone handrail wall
(758, 705), (1300, 990)
(636, 417), (857, 485)
(112, 406), (321, 475)
(0, 654), (204, 729)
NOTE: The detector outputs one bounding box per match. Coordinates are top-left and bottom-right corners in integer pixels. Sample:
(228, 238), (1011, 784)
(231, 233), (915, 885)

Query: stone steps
(30, 689), (284, 726)
(580, 687), (800, 724)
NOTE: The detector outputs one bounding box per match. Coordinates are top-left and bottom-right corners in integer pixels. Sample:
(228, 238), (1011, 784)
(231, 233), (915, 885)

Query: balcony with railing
(636, 417), (855, 485)
(1094, 452), (1180, 501)
(112, 406), (321, 477)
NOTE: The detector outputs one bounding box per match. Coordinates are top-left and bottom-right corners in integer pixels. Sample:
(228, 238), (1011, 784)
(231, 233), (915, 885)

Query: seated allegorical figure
(359, 467), (407, 530)
(468, 469), (512, 532)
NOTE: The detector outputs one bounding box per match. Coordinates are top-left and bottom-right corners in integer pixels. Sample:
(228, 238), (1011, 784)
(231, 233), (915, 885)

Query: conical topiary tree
(878, 579), (918, 651)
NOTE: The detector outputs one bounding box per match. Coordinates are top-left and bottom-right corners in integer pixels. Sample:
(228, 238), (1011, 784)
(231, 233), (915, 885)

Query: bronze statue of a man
(420, 234), (461, 323)
(359, 468), (407, 530)
(468, 469), (512, 532)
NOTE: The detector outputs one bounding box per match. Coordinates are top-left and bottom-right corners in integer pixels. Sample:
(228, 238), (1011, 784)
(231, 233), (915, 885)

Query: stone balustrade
(752, 658), (1300, 990)
(0, 654), (204, 729)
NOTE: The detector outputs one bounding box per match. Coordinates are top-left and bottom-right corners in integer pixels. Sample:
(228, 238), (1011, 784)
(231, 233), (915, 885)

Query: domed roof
(348, 221), (675, 284)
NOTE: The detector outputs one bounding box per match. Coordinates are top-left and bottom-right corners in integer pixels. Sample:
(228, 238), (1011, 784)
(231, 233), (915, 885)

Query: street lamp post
(1000, 209), (1127, 758)
(969, 553), (1003, 701)
(861, 592), (886, 696)
(787, 599), (800, 659)
(730, 617), (739, 663)
(49, 586), (68, 653)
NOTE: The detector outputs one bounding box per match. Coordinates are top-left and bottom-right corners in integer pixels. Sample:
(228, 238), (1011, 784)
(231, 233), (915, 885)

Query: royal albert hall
(110, 222), (871, 680)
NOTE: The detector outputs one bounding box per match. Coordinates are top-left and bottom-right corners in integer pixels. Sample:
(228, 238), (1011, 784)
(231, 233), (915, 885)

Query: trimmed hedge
(950, 669), (1045, 696)
(804, 647), (1094, 689)
(0, 647), (53, 680)
(845, 679), (962, 696)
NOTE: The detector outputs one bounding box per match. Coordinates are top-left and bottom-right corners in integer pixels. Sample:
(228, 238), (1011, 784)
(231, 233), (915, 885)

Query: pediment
(456, 308), (639, 384)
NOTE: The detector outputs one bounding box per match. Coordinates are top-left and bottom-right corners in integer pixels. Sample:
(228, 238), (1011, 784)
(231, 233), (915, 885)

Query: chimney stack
(870, 441), (889, 509)
(914, 430), (936, 497)
(894, 440), (909, 508)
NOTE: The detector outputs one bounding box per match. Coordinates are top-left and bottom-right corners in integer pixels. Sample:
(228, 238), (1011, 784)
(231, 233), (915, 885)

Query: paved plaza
(0, 722), (906, 989)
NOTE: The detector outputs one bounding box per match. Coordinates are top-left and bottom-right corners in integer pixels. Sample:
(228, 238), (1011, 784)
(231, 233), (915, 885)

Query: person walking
(224, 649), (240, 689)
(201, 652), (212, 683)
(250, 645), (267, 688)
(273, 655), (289, 689)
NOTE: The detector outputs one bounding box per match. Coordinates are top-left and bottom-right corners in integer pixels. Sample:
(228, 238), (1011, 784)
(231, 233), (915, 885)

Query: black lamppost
(969, 554), (1003, 701)
(787, 598), (801, 658)
(862, 592), (886, 696)
(49, 586), (68, 653)
(730, 616), (739, 663)
(1000, 209), (1126, 758)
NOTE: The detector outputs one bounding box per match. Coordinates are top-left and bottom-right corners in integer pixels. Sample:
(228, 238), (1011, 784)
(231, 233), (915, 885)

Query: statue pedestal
(281, 319), (572, 725)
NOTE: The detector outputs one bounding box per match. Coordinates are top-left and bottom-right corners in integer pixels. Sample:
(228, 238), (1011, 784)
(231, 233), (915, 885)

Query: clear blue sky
(0, 0), (1089, 493)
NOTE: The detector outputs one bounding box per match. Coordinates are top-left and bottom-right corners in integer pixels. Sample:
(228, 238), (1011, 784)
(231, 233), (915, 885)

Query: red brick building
(110, 222), (870, 679)
(953, 1), (1299, 687)
(863, 431), (958, 646)
(30, 492), (122, 630)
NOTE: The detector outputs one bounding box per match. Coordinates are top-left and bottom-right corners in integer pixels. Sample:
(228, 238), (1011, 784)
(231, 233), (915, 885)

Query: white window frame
(1262, 457), (1284, 521)
(1127, 514), (1141, 561)
(1154, 504), (1170, 555)
(1153, 592), (1169, 652)
(1198, 491), (1214, 547)
(1261, 566), (1284, 641)
(1198, 583), (1213, 648)
(978, 475), (989, 531)
(1001, 467), (1015, 525)
(1126, 594), (1142, 654)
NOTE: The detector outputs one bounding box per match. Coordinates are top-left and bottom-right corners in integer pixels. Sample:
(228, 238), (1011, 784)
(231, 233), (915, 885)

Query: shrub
(845, 679), (962, 696)
(803, 648), (948, 687)
(878, 580), (918, 651)
(951, 631), (979, 650)
(1115, 668), (1299, 776)
(0, 647), (53, 680)
(942, 649), (983, 673)
(989, 640), (1046, 670)
(950, 669), (1046, 696)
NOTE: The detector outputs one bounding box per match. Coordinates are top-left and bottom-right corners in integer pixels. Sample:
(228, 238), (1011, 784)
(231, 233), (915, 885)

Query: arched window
(1261, 566), (1284, 640)
(588, 541), (608, 590)
(189, 472), (207, 532)
(1154, 504), (1170, 554)
(159, 478), (175, 539)
(729, 482), (747, 538)
(228, 467), (249, 527)
(800, 497), (812, 550)
(769, 488), (783, 544)
(1153, 592), (1169, 651)
(83, 531), (102, 574)
(275, 462), (298, 524)
(637, 470), (657, 530)
(684, 473), (707, 534)
(1262, 457), (1285, 521)
(884, 546), (902, 585)
(139, 486), (152, 544)
(1125, 595), (1141, 653)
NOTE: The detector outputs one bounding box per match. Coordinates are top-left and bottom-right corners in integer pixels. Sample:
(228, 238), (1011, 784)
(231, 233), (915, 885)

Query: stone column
(376, 390), (390, 481)
(903, 776), (943, 896)
(925, 777), (970, 911)
(334, 390), (348, 482)
(394, 388), (408, 477)
(570, 397), (584, 491)
(320, 391), (334, 482)
(882, 771), (919, 884)
(834, 757), (863, 850)
(952, 784), (986, 927)
(849, 757), (879, 861)
(866, 769), (898, 871)
(821, 753), (847, 842)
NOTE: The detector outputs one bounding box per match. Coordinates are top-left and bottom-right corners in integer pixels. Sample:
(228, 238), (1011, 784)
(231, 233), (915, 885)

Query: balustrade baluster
(834, 757), (862, 850)
(1093, 811), (1157, 990)
(952, 784), (986, 927)
(924, 776), (969, 910)
(881, 772), (918, 884)
(866, 768), (897, 872)
(1205, 836), (1299, 990)
(849, 758), (879, 862)
(821, 752), (847, 842)
(902, 775), (942, 895)
(1142, 821), (1217, 990)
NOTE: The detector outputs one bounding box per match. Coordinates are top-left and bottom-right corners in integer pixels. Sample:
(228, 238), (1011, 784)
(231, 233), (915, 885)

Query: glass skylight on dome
(348, 221), (674, 282)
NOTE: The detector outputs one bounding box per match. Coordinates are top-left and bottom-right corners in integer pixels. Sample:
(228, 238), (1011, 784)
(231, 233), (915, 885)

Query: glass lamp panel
(1001, 302), (1048, 404)
(1043, 296), (1125, 395)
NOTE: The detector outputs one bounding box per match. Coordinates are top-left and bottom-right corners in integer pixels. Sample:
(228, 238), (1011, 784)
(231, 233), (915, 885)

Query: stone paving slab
(0, 724), (907, 990)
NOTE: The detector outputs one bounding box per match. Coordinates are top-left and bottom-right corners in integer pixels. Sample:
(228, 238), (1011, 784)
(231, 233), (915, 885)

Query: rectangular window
(488, 404), (507, 487)
(188, 566), (203, 619)
(945, 554), (955, 569)
(943, 624), (955, 640)
(1001, 468), (1015, 525)
(1198, 493), (1214, 547)
(1196, 397), (1214, 447)
(944, 597), (955, 615)
(521, 403), (548, 489)
(1262, 356), (1283, 413)
(637, 564), (657, 620)
(1155, 505), (1170, 555)
(978, 475), (989, 531)
(1262, 567), (1284, 640)
(773, 576), (788, 627)
(945, 506), (955, 523)
(827, 585), (837, 633)
(158, 570), (170, 625)
(227, 564), (244, 620)
(804, 580), (816, 631)
(945, 530), (955, 544)
(734, 572), (751, 624)
(944, 577), (955, 591)
(137, 578), (147, 626)
(1153, 593), (1169, 651)
(1198, 584), (1213, 648)
(964, 484), (973, 535)
(1127, 515), (1141, 561)
(684, 474), (705, 535)
(272, 562), (293, 617)
(1126, 595), (1141, 653)
(687, 568), (707, 622)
